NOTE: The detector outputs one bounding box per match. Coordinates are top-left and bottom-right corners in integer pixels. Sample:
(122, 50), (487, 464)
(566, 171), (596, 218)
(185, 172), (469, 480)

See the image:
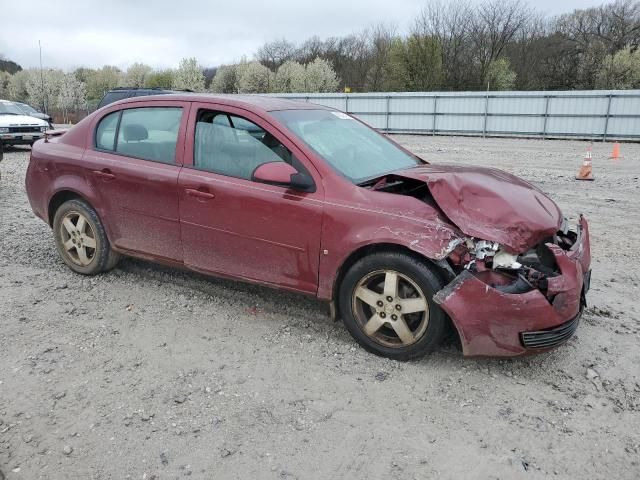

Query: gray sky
(1, 0), (604, 71)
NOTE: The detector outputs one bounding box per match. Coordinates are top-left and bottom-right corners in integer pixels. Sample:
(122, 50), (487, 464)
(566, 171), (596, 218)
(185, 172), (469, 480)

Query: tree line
(1, 0), (639, 118)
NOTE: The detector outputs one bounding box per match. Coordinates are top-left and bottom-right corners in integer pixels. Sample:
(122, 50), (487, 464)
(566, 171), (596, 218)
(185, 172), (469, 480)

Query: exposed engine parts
(446, 223), (579, 298)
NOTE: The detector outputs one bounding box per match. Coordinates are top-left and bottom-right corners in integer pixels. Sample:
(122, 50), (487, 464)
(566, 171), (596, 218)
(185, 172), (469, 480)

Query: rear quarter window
(95, 111), (120, 151)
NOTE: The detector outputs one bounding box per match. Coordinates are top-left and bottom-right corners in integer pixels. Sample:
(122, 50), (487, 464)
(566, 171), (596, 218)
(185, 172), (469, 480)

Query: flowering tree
(304, 58), (339, 92)
(274, 61), (307, 93)
(57, 73), (87, 123)
(172, 57), (205, 92)
(26, 68), (64, 112)
(210, 64), (238, 93)
(0, 71), (11, 99)
(236, 61), (272, 93)
(123, 63), (152, 87)
(7, 70), (30, 102)
(86, 66), (122, 101)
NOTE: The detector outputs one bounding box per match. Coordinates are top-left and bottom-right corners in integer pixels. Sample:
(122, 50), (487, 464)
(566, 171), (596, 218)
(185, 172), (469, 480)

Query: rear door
(177, 103), (324, 293)
(84, 100), (189, 262)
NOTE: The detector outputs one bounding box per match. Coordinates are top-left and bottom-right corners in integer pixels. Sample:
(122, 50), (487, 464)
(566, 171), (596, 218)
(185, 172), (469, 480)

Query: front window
(0, 102), (25, 115)
(271, 109), (422, 184)
(194, 110), (293, 180)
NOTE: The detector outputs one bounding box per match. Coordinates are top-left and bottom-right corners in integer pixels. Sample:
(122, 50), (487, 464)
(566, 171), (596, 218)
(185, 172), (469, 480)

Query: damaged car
(25, 94), (591, 360)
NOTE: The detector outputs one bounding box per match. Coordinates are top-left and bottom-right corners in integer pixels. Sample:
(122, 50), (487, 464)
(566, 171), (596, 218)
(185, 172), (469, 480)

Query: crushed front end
(434, 216), (591, 357)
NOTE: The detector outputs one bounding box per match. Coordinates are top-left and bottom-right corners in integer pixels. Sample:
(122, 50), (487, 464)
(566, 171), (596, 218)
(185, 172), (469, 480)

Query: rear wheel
(339, 251), (446, 360)
(53, 199), (118, 275)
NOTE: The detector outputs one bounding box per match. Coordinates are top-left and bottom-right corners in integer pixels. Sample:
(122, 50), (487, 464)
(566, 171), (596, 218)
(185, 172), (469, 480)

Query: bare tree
(256, 39), (297, 70)
(416, 1), (475, 89)
(470, 0), (532, 85)
(364, 24), (396, 91)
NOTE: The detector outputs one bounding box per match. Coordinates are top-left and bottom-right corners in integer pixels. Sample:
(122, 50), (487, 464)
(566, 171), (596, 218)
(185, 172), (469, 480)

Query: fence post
(483, 93), (489, 138)
(432, 95), (438, 136)
(603, 94), (613, 142)
(385, 95), (391, 132)
(345, 95), (349, 113)
(542, 95), (550, 139)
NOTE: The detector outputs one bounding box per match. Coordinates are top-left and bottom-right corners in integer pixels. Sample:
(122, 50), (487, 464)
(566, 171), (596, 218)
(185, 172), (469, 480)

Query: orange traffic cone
(576, 145), (594, 181)
(609, 142), (623, 160)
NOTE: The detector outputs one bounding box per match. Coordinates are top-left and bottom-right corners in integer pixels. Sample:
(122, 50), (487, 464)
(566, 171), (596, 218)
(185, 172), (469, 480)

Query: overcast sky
(1, 0), (604, 71)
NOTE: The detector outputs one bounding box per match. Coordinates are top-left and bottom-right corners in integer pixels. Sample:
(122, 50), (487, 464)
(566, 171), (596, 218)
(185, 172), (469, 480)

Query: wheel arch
(331, 242), (452, 313)
(47, 189), (90, 226)
(331, 242), (461, 356)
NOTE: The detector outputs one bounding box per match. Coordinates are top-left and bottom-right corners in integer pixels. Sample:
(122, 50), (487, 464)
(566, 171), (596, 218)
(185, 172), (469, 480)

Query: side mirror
(252, 162), (315, 192)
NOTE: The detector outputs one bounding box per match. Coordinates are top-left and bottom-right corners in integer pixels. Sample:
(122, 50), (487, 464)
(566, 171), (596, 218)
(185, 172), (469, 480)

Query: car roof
(109, 93), (331, 113)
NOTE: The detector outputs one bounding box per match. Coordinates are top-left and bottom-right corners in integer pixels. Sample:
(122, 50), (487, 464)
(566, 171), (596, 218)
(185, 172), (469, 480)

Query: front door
(85, 102), (189, 262)
(177, 104), (323, 294)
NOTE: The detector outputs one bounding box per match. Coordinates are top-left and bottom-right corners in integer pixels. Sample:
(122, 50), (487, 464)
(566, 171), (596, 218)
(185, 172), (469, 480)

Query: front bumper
(1, 132), (45, 145)
(434, 216), (591, 357)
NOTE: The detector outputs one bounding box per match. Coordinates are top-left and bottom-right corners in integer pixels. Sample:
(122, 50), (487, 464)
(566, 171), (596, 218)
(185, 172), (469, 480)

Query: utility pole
(39, 40), (47, 114)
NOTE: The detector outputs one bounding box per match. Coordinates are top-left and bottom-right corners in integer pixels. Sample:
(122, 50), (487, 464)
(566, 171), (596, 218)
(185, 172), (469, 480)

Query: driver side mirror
(252, 162), (316, 193)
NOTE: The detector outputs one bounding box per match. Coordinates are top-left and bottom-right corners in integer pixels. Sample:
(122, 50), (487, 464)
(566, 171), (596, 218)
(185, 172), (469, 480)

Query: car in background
(96, 87), (176, 110)
(25, 94), (591, 360)
(0, 99), (49, 148)
(13, 102), (54, 128)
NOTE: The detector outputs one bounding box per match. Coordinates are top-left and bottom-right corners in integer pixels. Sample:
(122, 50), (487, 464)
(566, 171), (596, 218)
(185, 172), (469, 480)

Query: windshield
(0, 102), (25, 115)
(17, 103), (38, 114)
(270, 109), (422, 184)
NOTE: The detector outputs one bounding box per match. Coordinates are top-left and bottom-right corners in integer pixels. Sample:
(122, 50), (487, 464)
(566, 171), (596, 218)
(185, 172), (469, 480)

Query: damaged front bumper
(434, 216), (591, 357)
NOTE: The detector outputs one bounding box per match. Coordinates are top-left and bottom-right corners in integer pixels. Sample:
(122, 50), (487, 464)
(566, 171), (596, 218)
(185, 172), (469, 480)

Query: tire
(52, 199), (117, 275)
(338, 251), (447, 361)
(104, 249), (121, 271)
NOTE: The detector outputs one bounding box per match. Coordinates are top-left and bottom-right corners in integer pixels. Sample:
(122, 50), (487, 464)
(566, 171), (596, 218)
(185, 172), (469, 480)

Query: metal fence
(274, 90), (640, 141)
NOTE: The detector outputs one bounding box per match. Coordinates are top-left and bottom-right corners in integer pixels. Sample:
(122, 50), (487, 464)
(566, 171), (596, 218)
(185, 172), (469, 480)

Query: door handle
(185, 188), (215, 200)
(92, 169), (115, 180)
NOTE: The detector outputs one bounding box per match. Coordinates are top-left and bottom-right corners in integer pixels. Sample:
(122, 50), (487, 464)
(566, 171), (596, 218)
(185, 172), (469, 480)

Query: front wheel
(53, 199), (119, 275)
(338, 252), (447, 361)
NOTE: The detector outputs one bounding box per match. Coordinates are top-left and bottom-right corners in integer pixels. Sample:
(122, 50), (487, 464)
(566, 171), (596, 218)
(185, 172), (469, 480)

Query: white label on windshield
(331, 111), (353, 120)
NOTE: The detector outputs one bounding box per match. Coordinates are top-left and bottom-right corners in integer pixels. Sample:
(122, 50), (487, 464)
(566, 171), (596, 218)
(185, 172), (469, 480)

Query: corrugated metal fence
(274, 90), (640, 141)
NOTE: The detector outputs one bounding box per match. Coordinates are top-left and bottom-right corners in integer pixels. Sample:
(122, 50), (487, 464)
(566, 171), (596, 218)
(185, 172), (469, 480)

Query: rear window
(97, 91), (131, 109)
(94, 107), (183, 164)
(115, 107), (183, 164)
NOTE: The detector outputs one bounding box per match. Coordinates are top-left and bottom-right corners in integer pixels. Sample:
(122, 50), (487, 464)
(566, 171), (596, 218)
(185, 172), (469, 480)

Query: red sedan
(25, 94), (591, 359)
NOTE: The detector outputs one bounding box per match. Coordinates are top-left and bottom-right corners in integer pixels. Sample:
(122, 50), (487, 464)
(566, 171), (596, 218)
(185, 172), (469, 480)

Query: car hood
(0, 114), (48, 127)
(394, 164), (563, 253)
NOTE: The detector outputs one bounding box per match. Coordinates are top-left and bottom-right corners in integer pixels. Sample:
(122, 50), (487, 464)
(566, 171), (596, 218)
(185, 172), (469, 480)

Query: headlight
(0, 127), (8, 133)
(40, 126), (47, 132)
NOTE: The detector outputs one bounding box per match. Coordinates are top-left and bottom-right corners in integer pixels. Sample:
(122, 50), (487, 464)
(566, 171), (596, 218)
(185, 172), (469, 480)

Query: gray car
(13, 102), (53, 128)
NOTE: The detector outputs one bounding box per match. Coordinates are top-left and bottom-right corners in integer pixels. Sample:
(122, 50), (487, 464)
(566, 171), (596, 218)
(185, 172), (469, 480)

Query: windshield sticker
(331, 111), (353, 120)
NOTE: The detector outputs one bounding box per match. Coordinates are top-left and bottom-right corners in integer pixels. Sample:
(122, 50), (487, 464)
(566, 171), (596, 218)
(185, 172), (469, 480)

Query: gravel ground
(0, 136), (639, 480)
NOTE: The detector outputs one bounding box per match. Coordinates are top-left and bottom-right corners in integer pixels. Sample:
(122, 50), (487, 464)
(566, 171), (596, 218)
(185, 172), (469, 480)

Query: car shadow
(105, 257), (571, 370)
(110, 256), (466, 358)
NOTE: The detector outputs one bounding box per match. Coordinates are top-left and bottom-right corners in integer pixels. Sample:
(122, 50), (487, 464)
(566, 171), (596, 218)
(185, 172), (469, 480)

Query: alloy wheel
(351, 269), (430, 347)
(59, 211), (97, 267)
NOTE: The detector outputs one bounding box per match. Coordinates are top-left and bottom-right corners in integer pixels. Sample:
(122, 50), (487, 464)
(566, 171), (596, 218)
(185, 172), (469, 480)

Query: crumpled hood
(395, 164), (562, 253)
